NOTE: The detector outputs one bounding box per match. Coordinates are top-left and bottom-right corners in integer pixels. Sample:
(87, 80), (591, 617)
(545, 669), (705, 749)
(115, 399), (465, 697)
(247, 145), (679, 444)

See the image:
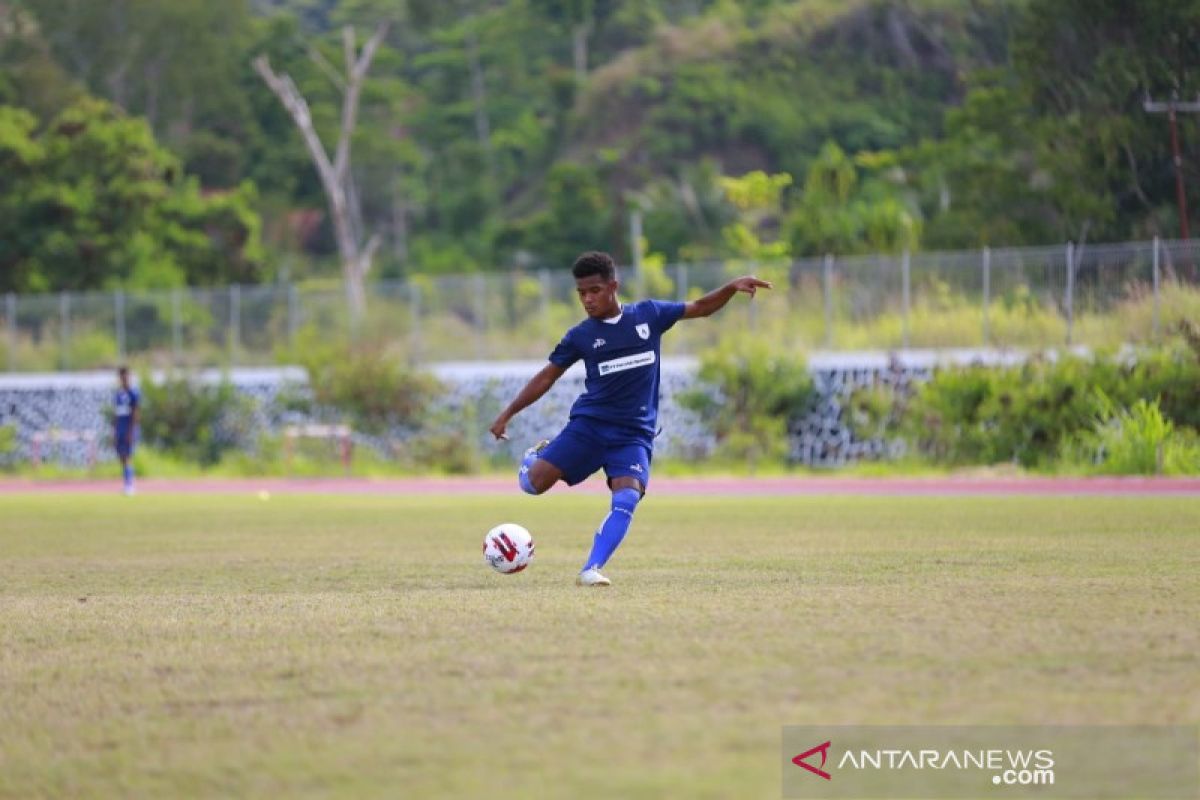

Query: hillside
(1, 0), (1196, 291)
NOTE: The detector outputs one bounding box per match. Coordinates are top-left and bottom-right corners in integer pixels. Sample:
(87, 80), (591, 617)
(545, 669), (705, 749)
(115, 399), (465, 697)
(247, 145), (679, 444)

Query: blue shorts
(114, 426), (136, 459)
(539, 417), (653, 490)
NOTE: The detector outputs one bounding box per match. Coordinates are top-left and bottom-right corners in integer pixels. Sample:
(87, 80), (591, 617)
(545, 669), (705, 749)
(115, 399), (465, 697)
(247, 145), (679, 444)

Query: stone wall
(0, 351), (1022, 469)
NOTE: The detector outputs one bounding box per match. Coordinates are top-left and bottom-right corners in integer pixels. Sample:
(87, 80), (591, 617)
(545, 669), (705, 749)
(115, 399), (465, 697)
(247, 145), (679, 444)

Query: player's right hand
(489, 418), (509, 441)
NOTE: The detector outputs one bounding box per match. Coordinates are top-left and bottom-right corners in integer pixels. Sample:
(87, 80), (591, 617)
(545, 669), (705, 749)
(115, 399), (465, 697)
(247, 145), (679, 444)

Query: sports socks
(518, 449), (539, 495)
(583, 487), (641, 571)
(122, 463), (134, 489)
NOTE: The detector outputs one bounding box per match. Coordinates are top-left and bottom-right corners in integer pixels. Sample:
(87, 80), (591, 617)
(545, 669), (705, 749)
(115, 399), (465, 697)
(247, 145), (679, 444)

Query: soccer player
(113, 366), (140, 495)
(489, 251), (771, 586)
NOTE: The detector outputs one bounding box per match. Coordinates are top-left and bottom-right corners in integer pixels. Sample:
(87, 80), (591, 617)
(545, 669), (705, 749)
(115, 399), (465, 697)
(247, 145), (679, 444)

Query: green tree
(786, 141), (863, 256)
(0, 98), (263, 292)
(1013, 0), (1200, 240)
(505, 162), (614, 268)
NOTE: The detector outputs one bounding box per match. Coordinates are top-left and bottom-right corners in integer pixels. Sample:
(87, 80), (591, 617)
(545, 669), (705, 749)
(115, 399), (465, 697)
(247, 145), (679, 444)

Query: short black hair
(571, 251), (616, 282)
(117, 365), (129, 376)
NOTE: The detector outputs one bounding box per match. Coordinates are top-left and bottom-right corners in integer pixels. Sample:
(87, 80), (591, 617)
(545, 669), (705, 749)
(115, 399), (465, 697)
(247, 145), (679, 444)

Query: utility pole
(1144, 92), (1200, 241)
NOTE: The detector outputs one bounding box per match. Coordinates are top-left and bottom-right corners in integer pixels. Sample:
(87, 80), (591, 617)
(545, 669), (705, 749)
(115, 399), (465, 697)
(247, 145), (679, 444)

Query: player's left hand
(733, 276), (772, 296)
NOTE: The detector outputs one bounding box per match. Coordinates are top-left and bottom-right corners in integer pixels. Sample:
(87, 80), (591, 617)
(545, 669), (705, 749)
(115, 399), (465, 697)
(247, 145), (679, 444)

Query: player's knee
(520, 462), (557, 495)
(612, 486), (641, 514)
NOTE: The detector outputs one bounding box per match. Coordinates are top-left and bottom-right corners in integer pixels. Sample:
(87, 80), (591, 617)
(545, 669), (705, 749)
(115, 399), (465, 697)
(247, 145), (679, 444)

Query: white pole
(409, 282), (422, 361)
(172, 288), (182, 364)
(475, 273), (487, 358)
(288, 284), (299, 346)
(1065, 242), (1075, 347)
(230, 284), (241, 362)
(629, 209), (644, 298)
(1152, 236), (1161, 341)
(823, 254), (834, 348)
(539, 269), (551, 340)
(982, 246), (991, 346)
(115, 289), (126, 362)
(5, 293), (15, 371)
(59, 291), (69, 370)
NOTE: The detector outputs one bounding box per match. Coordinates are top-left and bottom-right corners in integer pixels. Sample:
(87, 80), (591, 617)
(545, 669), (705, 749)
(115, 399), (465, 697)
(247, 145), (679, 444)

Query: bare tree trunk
(105, 0), (133, 110)
(464, 28), (496, 190)
(141, 55), (165, 130)
(571, 21), (591, 83)
(392, 170), (409, 266)
(253, 22), (390, 320)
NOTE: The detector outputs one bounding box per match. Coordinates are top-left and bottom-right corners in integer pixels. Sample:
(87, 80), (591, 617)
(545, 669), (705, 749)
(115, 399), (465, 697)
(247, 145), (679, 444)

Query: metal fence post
(408, 282), (422, 362)
(171, 288), (182, 365)
(230, 284), (241, 363)
(901, 249), (911, 348)
(1152, 236), (1161, 341)
(538, 269), (551, 339)
(630, 209), (644, 299)
(5, 293), (15, 372)
(115, 289), (126, 362)
(288, 283), (299, 347)
(59, 291), (70, 370)
(822, 254), (834, 348)
(982, 246), (991, 346)
(1065, 242), (1075, 347)
(474, 273), (487, 358)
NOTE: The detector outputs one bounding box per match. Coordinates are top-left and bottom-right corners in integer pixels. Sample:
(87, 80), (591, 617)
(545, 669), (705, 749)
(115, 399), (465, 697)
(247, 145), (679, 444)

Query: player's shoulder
(630, 298), (683, 318)
(563, 317), (594, 338)
(556, 318), (593, 350)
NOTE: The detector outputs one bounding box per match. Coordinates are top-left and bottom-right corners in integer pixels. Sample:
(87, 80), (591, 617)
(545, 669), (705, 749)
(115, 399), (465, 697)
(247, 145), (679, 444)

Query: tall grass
(1061, 393), (1200, 475)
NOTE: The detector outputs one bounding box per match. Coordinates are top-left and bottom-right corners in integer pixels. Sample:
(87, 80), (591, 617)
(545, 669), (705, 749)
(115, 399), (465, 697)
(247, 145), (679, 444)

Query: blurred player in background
(489, 251), (770, 586)
(113, 366), (140, 495)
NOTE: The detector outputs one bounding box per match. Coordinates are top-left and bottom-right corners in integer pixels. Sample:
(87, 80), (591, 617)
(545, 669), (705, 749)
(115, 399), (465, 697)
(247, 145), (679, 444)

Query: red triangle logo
(792, 740), (832, 780)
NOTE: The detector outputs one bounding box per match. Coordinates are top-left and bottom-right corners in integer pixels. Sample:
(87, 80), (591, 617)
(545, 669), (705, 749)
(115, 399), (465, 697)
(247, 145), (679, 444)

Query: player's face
(575, 275), (620, 319)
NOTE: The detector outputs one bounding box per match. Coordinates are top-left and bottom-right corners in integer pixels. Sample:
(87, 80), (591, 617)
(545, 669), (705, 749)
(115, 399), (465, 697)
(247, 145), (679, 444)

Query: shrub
(286, 329), (443, 436)
(1062, 394), (1200, 475)
(139, 373), (254, 466)
(0, 425), (17, 472)
(898, 333), (1200, 468)
(679, 334), (814, 467)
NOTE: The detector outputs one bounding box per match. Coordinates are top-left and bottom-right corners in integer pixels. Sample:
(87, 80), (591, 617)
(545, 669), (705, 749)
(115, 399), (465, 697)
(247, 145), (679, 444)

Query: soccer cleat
(524, 439), (550, 459)
(122, 485), (136, 496)
(576, 568), (611, 587)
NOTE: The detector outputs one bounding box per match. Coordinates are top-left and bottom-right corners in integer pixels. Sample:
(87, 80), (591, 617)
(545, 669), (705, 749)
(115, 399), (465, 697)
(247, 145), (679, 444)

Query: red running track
(1, 476), (1198, 496)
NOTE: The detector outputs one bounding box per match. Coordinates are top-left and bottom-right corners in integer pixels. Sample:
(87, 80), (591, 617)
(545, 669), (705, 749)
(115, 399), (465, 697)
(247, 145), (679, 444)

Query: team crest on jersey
(635, 323), (650, 340)
(593, 338), (606, 349)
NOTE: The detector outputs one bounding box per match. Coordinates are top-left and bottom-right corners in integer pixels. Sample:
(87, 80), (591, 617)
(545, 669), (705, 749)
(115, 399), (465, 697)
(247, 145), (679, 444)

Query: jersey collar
(600, 304), (624, 325)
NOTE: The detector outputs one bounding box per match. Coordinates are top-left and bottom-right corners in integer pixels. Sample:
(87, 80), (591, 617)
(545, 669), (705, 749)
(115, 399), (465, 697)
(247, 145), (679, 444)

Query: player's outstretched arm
(489, 362), (568, 440)
(682, 276), (772, 319)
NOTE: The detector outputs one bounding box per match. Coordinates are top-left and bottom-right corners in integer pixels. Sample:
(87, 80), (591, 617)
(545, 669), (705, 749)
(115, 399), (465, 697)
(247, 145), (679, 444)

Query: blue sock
(583, 488), (641, 571)
(122, 464), (133, 486)
(518, 450), (539, 495)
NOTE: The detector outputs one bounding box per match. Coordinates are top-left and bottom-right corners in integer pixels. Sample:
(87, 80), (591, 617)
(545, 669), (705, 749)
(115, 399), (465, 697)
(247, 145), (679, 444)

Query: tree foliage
(0, 98), (263, 293)
(1, 0), (1197, 291)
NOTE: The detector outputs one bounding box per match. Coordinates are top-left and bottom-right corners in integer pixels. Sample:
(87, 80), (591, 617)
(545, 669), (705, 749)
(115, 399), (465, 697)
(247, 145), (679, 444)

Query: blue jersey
(548, 299), (686, 436)
(114, 388), (139, 430)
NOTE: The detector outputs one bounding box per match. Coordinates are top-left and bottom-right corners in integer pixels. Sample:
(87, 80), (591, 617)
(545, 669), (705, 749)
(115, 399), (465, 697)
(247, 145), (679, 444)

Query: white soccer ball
(482, 523), (535, 574)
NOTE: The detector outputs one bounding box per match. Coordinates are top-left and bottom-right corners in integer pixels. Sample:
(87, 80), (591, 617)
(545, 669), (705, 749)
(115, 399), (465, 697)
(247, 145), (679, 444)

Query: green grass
(1, 493), (1197, 798)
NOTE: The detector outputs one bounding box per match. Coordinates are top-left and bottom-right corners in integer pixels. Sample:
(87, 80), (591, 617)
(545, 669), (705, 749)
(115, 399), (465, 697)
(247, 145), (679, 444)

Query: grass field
(1, 491), (1197, 799)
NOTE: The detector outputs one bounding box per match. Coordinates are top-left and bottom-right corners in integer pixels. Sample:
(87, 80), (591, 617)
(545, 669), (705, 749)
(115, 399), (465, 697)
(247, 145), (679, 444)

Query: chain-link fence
(3, 238), (1198, 370)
